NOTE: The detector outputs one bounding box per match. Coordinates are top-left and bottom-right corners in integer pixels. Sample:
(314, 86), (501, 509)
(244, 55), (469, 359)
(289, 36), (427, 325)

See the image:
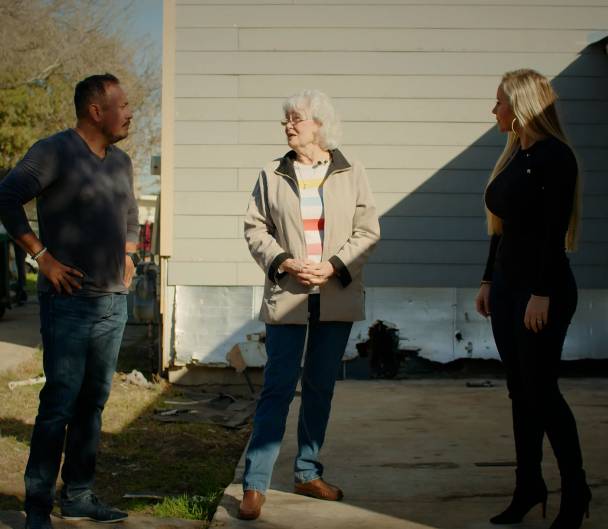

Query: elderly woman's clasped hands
(281, 258), (334, 286)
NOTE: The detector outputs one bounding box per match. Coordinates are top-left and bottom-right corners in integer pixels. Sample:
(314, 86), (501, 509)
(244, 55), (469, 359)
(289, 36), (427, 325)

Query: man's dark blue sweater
(0, 129), (139, 295)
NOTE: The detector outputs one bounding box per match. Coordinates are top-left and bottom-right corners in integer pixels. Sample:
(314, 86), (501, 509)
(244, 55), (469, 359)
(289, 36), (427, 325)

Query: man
(0, 74), (139, 529)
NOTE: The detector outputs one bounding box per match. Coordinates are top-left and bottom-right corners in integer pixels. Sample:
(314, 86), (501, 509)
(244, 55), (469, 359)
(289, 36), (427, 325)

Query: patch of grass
(0, 329), (251, 524)
(25, 272), (37, 296)
(0, 353), (44, 509)
(152, 492), (223, 521)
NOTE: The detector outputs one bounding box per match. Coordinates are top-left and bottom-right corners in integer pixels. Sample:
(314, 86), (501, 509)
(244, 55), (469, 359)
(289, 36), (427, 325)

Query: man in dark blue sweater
(0, 74), (139, 529)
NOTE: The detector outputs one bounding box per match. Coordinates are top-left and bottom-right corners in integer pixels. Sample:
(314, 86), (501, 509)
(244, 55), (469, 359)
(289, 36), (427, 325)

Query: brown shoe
(294, 478), (344, 501)
(238, 490), (265, 520)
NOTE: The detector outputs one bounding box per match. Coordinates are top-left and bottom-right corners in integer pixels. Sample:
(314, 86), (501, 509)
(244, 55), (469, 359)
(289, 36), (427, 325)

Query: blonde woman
(475, 69), (590, 529)
(239, 89), (380, 520)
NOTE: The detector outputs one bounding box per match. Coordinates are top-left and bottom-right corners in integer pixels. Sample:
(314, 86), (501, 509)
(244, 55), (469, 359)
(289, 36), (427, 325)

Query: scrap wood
(8, 376), (46, 391)
(153, 393), (256, 429)
(123, 493), (167, 500)
(465, 380), (494, 388)
(226, 344), (247, 373)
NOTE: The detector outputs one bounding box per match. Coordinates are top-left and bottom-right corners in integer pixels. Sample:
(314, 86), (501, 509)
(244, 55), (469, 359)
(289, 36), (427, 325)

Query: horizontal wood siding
(168, 1), (608, 288)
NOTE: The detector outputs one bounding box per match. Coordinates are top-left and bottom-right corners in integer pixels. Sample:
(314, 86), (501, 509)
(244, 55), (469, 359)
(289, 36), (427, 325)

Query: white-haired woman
(239, 89), (380, 520)
(475, 69), (590, 529)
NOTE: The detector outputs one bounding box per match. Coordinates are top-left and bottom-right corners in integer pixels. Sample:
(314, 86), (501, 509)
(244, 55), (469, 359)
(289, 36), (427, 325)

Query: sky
(131, 0), (163, 60)
(129, 0), (163, 194)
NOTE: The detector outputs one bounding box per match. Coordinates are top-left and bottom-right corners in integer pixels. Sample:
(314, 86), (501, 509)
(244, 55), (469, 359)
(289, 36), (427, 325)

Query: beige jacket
(244, 149), (380, 324)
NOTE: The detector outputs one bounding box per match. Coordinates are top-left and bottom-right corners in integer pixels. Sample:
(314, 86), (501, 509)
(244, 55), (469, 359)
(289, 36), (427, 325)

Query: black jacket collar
(275, 148), (351, 181)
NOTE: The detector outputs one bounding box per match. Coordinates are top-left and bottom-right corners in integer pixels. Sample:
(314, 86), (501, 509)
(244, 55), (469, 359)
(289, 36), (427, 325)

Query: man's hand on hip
(37, 252), (83, 294)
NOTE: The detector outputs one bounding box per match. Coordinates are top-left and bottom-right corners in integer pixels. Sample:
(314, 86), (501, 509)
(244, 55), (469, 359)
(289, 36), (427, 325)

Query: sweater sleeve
(532, 143), (577, 296)
(0, 138), (59, 239)
(482, 234), (500, 282)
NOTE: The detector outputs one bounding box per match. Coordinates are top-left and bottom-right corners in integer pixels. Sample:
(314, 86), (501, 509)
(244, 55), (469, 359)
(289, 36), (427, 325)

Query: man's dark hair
(74, 73), (120, 119)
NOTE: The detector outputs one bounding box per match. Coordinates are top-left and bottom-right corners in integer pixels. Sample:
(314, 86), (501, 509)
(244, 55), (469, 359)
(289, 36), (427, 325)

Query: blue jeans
(25, 293), (128, 515)
(243, 294), (353, 492)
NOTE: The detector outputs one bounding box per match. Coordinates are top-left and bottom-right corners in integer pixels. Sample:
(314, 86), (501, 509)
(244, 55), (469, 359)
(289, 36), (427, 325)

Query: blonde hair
(283, 89), (342, 150)
(486, 69), (580, 251)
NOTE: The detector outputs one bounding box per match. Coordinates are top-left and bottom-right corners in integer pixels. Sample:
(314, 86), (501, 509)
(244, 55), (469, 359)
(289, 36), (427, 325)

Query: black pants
(489, 269), (583, 479)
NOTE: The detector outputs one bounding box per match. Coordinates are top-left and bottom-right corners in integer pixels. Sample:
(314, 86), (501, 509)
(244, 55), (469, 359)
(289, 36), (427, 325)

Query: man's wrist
(127, 252), (140, 267)
(32, 247), (48, 261)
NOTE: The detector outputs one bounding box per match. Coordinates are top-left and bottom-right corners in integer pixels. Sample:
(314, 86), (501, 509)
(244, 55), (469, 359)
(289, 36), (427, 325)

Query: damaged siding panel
(173, 286), (264, 366)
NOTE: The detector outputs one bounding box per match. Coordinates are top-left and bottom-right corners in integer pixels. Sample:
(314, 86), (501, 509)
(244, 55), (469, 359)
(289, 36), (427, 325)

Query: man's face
(98, 83), (132, 143)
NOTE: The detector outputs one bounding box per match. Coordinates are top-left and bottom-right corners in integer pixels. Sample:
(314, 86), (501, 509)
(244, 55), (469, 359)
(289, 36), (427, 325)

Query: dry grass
(0, 339), (250, 523)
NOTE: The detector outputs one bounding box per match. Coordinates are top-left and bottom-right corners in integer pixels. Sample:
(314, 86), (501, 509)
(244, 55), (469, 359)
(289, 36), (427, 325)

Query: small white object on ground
(8, 376), (46, 391)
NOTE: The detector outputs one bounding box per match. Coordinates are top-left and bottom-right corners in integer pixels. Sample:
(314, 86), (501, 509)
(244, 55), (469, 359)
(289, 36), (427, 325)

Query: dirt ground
(0, 317), (250, 523)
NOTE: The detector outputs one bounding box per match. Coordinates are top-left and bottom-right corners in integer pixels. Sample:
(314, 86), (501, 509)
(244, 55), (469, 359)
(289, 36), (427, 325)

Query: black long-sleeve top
(482, 136), (577, 297)
(0, 129), (139, 295)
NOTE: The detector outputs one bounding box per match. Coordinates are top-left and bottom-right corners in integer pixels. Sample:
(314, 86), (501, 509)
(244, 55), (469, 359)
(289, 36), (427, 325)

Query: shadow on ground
(0, 319), (250, 524)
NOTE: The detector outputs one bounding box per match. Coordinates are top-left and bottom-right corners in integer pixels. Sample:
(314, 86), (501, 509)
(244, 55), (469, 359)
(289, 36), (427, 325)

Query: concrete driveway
(214, 378), (607, 529)
(1, 304), (605, 529)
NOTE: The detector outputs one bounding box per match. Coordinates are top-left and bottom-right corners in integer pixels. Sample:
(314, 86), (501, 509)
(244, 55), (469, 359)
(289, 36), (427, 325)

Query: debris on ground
(123, 493), (167, 500)
(466, 380), (495, 388)
(153, 391), (256, 429)
(7, 375), (46, 390)
(474, 461), (517, 467)
(226, 343), (263, 395)
(122, 369), (154, 389)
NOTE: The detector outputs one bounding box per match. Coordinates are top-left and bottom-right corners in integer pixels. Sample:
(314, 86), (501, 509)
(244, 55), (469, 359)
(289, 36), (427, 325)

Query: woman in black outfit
(475, 69), (590, 529)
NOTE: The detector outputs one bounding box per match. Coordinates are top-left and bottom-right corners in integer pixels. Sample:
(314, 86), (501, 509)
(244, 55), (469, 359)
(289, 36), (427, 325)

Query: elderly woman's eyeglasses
(280, 116), (312, 126)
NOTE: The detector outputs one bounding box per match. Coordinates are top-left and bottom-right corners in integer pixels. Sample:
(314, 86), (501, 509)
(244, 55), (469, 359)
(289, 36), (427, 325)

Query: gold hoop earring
(511, 117), (518, 134)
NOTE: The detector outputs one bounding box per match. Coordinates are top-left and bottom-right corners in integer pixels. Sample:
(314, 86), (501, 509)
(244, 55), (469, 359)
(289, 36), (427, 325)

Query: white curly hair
(282, 89), (342, 150)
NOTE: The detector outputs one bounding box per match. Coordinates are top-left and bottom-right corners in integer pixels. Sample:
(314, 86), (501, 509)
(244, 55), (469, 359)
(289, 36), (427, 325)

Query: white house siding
(162, 0), (608, 367)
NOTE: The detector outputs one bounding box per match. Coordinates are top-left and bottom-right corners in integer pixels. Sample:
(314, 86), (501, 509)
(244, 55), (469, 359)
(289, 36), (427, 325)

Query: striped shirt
(294, 161), (328, 266)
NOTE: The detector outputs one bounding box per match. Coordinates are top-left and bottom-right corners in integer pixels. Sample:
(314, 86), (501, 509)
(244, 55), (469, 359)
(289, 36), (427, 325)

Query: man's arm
(0, 138), (83, 293)
(15, 232), (83, 294)
(123, 159), (139, 288)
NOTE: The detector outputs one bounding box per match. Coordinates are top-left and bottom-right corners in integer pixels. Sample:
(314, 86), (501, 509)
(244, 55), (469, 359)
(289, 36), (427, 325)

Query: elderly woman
(239, 89), (380, 520)
(476, 69), (589, 529)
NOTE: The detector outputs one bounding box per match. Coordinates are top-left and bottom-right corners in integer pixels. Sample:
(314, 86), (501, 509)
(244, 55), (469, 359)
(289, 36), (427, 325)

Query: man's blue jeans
(243, 295), (353, 493)
(24, 293), (128, 515)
